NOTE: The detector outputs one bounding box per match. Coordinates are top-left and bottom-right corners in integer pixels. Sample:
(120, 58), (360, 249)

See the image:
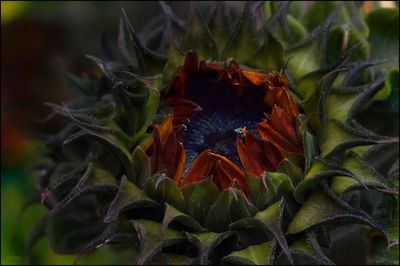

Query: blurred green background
(1, 1), (397, 265)
(1, 1), (192, 264)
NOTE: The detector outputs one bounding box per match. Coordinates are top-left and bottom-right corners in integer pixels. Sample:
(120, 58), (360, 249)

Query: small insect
(234, 127), (246, 135)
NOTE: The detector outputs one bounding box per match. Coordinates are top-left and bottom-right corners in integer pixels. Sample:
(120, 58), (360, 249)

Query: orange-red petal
(162, 97), (202, 127)
(179, 149), (213, 187)
(257, 120), (302, 154)
(237, 138), (264, 177)
(266, 105), (301, 148)
(211, 152), (246, 193)
(149, 116), (186, 183)
(236, 129), (285, 176)
(241, 70), (268, 86)
(180, 149), (247, 194)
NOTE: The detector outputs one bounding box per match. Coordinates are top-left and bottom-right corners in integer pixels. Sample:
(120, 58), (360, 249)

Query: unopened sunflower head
(30, 2), (399, 265)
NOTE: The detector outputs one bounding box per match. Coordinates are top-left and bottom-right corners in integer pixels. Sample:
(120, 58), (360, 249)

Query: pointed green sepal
(331, 151), (390, 195)
(48, 164), (119, 215)
(132, 219), (186, 265)
(182, 178), (220, 226)
(222, 241), (275, 265)
(205, 188), (256, 232)
(320, 119), (399, 158)
(181, 3), (218, 59)
(231, 198), (294, 265)
(104, 176), (156, 223)
(161, 203), (207, 233)
(185, 231), (237, 265)
(144, 174), (185, 212)
(222, 2), (258, 62)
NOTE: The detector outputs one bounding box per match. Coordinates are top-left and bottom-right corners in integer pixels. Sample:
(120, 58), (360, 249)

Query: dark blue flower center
(182, 75), (269, 169)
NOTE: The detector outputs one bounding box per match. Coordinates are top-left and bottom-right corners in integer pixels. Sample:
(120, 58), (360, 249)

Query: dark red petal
(242, 130), (270, 176)
(262, 140), (285, 171)
(199, 60), (225, 75)
(257, 121), (302, 154)
(212, 153), (246, 190)
(172, 142), (186, 184)
(163, 97), (202, 127)
(266, 105), (301, 147)
(236, 138), (264, 177)
(183, 51), (199, 76)
(168, 67), (188, 96)
(276, 87), (299, 121)
(163, 131), (178, 169)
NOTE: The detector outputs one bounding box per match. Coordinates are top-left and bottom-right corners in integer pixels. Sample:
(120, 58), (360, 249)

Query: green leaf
(132, 219), (186, 265)
(104, 176), (156, 223)
(222, 241), (274, 265)
(144, 174), (186, 212)
(182, 179), (220, 226)
(161, 203), (207, 233)
(231, 199), (293, 265)
(366, 8), (399, 68)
